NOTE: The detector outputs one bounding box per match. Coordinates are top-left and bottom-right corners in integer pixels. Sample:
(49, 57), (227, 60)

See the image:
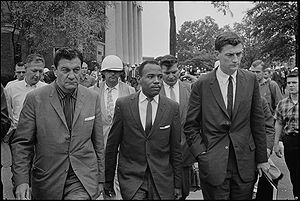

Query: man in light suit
(90, 55), (135, 200)
(184, 31), (270, 199)
(159, 54), (195, 199)
(104, 60), (183, 200)
(10, 47), (105, 200)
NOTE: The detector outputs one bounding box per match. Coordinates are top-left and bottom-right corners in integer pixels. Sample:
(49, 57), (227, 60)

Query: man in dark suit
(184, 31), (270, 199)
(159, 54), (195, 199)
(104, 60), (182, 200)
(10, 48), (105, 200)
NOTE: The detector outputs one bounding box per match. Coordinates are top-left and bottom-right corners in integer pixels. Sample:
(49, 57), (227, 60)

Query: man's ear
(214, 50), (220, 59)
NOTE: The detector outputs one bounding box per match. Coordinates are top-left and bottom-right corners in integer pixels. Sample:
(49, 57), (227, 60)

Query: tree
(168, 1), (232, 58)
(169, 1), (176, 56)
(176, 16), (220, 65)
(1, 1), (109, 63)
(244, 1), (298, 65)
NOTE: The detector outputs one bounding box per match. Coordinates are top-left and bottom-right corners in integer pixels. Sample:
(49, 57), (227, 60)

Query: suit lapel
(72, 85), (85, 129)
(129, 92), (145, 133)
(49, 83), (68, 129)
(232, 69), (245, 121)
(179, 81), (188, 118)
(209, 70), (229, 118)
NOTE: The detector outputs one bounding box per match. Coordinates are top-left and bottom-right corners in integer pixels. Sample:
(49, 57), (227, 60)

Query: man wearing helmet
(90, 55), (135, 200)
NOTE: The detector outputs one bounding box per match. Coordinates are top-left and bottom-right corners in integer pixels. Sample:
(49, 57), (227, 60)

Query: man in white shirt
(5, 62), (26, 88)
(159, 54), (195, 200)
(5, 53), (47, 142)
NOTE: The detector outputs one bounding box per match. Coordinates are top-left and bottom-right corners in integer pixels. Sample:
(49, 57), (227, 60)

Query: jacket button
(225, 146), (229, 149)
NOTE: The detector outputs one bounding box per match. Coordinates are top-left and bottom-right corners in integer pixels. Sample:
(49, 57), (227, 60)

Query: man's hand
(96, 183), (104, 199)
(15, 183), (31, 200)
(257, 162), (270, 177)
(274, 142), (284, 158)
(174, 188), (182, 200)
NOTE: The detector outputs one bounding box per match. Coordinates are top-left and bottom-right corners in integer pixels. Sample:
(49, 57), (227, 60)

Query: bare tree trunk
(169, 1), (176, 56)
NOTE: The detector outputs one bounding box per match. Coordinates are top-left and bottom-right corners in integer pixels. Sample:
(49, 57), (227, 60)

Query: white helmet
(101, 55), (123, 72)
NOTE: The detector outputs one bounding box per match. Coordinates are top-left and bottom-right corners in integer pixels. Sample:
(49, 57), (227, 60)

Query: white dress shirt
(5, 79), (48, 128)
(163, 81), (180, 104)
(216, 67), (237, 109)
(139, 91), (159, 130)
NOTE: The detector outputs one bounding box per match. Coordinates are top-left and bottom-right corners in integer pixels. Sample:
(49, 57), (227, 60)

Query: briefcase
(255, 171), (278, 200)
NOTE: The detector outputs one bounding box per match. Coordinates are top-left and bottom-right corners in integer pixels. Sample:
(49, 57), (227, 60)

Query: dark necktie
(145, 97), (153, 136)
(64, 93), (72, 131)
(227, 75), (233, 119)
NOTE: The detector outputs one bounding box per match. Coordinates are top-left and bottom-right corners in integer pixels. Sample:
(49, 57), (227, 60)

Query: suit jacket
(261, 96), (275, 150)
(160, 80), (196, 166)
(184, 68), (267, 186)
(11, 82), (105, 200)
(90, 81), (135, 148)
(105, 92), (183, 199)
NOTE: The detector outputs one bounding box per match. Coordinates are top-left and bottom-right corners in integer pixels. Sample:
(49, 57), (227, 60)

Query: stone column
(127, 1), (134, 65)
(105, 3), (116, 55)
(133, 3), (138, 64)
(137, 4), (143, 64)
(115, 1), (123, 59)
(122, 2), (129, 64)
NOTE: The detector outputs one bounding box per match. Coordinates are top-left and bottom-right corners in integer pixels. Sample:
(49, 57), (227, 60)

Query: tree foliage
(1, 1), (109, 60)
(244, 1), (298, 64)
(176, 16), (219, 70)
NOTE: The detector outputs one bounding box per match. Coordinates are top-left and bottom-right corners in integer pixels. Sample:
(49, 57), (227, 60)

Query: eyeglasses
(250, 70), (262, 74)
(16, 71), (26, 74)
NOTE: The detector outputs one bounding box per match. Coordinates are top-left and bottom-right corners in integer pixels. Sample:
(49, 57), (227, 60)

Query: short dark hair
(215, 31), (243, 52)
(159, 54), (178, 68)
(16, 61), (25, 67)
(138, 60), (160, 77)
(54, 47), (83, 68)
(251, 60), (268, 71)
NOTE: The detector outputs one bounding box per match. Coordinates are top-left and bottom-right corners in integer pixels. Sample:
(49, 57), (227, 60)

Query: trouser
(63, 167), (90, 200)
(282, 135), (299, 198)
(131, 167), (160, 200)
(201, 143), (255, 200)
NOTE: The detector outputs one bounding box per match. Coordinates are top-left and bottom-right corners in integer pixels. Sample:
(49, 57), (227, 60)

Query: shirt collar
(55, 81), (77, 100)
(163, 80), (179, 89)
(24, 78), (38, 88)
(139, 90), (159, 104)
(216, 67), (237, 84)
(105, 82), (119, 91)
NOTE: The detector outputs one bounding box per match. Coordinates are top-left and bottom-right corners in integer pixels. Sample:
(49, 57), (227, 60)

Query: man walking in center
(159, 54), (195, 199)
(10, 47), (105, 200)
(104, 60), (182, 200)
(184, 31), (269, 199)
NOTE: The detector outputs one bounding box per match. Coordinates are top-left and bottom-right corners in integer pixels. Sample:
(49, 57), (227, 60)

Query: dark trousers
(63, 166), (91, 200)
(132, 167), (160, 200)
(201, 143), (255, 200)
(282, 135), (299, 198)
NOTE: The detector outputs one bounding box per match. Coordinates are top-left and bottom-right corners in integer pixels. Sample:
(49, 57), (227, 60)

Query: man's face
(55, 57), (81, 93)
(217, 43), (243, 75)
(102, 70), (122, 87)
(263, 71), (271, 79)
(25, 61), (45, 85)
(139, 63), (163, 98)
(161, 63), (180, 87)
(81, 65), (88, 75)
(250, 64), (264, 81)
(287, 77), (298, 95)
(15, 66), (26, 81)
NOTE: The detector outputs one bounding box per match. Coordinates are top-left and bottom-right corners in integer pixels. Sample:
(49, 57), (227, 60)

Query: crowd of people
(1, 31), (298, 200)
